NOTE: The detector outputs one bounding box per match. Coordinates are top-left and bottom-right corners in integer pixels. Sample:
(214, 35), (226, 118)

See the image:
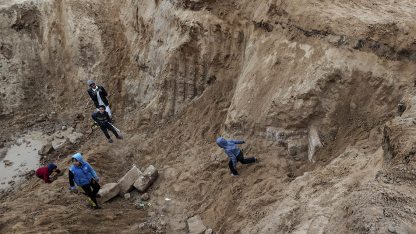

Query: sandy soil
(1, 0), (416, 233)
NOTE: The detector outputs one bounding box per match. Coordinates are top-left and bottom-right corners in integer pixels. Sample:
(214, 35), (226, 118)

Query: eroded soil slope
(1, 0), (416, 233)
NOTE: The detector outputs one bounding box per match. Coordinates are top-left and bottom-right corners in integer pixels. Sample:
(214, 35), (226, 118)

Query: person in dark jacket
(87, 80), (112, 118)
(216, 137), (257, 176)
(69, 153), (101, 209)
(35, 163), (61, 183)
(92, 105), (122, 143)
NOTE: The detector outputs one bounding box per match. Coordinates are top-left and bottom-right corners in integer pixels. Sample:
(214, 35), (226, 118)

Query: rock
(205, 228), (213, 234)
(398, 102), (406, 116)
(133, 165), (158, 192)
(54, 133), (65, 139)
(98, 183), (120, 202)
(134, 199), (146, 209)
(3, 160), (13, 167)
(187, 215), (206, 234)
(124, 193), (131, 200)
(388, 225), (396, 233)
(68, 132), (83, 144)
(118, 165), (142, 194)
(138, 223), (146, 229)
(38, 143), (54, 155)
(141, 193), (150, 201)
(287, 138), (308, 160)
(15, 138), (23, 146)
(327, 35), (341, 44)
(53, 138), (71, 151)
(61, 125), (67, 131)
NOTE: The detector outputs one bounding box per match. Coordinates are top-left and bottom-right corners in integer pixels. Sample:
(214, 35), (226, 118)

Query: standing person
(216, 137), (257, 176)
(87, 80), (112, 118)
(92, 105), (123, 143)
(69, 153), (101, 209)
(35, 163), (61, 183)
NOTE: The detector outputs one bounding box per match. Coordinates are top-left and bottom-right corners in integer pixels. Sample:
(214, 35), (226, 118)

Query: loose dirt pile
(1, 0), (416, 233)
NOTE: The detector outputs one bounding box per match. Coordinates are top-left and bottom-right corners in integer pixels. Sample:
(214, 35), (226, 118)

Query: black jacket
(92, 111), (112, 126)
(87, 85), (109, 108)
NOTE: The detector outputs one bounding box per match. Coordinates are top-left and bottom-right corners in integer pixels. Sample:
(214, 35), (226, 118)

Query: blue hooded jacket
(69, 153), (98, 187)
(216, 137), (245, 167)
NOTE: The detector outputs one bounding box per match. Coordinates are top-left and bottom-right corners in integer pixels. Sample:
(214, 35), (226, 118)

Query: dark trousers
(100, 123), (119, 139)
(81, 180), (101, 206)
(228, 151), (256, 175)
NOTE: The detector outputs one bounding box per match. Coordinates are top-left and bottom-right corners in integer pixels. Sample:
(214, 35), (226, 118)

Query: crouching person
(36, 163), (61, 183)
(92, 105), (122, 143)
(69, 153), (101, 209)
(216, 137), (257, 176)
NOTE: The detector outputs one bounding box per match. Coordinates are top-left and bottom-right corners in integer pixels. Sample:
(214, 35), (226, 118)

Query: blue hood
(47, 163), (57, 172)
(216, 137), (228, 148)
(72, 153), (86, 165)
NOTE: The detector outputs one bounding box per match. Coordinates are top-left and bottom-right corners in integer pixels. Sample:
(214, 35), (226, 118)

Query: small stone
(38, 143), (54, 155)
(3, 160), (13, 167)
(388, 225), (396, 233)
(54, 134), (65, 139)
(187, 215), (206, 234)
(398, 102), (406, 116)
(135, 199), (146, 209)
(61, 126), (67, 131)
(68, 132), (83, 144)
(124, 193), (131, 200)
(205, 228), (213, 234)
(15, 139), (23, 146)
(141, 193), (150, 201)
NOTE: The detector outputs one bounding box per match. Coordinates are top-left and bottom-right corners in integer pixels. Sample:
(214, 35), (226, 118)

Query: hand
(69, 187), (78, 193)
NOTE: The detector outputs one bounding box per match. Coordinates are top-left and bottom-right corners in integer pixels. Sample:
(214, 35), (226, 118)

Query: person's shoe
(108, 139), (113, 143)
(231, 174), (238, 177)
(254, 157), (258, 163)
(92, 205), (102, 209)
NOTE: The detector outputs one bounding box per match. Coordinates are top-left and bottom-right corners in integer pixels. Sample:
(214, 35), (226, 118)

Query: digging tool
(84, 99), (92, 110)
(108, 123), (122, 134)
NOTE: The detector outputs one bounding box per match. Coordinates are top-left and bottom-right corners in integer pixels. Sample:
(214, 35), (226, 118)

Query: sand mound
(1, 0), (416, 233)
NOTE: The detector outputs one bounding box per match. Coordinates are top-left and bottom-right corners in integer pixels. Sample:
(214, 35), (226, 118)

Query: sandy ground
(1, 0), (416, 233)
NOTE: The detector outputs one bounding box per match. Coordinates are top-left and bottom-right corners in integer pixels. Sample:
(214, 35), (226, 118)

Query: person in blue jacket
(216, 137), (257, 176)
(68, 153), (101, 209)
